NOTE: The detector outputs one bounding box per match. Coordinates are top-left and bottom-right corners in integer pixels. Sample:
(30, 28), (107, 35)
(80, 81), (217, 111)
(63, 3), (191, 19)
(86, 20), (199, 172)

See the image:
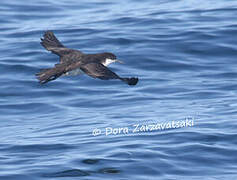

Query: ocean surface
(1, 0), (237, 179)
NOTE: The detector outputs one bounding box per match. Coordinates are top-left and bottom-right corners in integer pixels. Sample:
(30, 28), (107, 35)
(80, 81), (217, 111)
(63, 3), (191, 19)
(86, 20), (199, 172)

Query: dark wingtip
(40, 30), (64, 50)
(121, 77), (139, 86)
(128, 77), (138, 86)
(43, 30), (54, 36)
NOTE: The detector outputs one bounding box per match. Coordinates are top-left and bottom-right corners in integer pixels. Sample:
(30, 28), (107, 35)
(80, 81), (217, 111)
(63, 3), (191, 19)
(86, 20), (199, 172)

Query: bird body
(36, 31), (138, 85)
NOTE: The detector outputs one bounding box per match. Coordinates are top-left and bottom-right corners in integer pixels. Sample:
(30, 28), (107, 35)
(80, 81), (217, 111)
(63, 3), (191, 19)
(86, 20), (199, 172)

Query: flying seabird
(36, 31), (138, 86)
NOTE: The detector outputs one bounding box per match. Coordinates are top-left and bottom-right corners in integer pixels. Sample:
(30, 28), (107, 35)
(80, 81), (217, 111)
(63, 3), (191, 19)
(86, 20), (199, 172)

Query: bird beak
(116, 59), (124, 64)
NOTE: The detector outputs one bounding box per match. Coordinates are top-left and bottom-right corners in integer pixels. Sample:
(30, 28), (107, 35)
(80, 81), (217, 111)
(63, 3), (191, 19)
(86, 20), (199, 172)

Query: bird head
(102, 52), (124, 66)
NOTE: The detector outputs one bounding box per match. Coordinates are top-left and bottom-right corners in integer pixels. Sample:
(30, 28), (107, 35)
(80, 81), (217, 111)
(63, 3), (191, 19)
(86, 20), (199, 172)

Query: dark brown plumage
(36, 31), (138, 85)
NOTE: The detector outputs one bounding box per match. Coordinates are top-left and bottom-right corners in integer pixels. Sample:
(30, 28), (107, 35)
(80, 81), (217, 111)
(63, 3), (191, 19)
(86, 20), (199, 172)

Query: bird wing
(40, 31), (73, 57)
(79, 63), (139, 85)
(80, 63), (120, 80)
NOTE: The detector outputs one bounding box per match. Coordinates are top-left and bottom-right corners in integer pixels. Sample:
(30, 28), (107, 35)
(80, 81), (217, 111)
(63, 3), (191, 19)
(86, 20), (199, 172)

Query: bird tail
(119, 77), (138, 86)
(36, 66), (65, 84)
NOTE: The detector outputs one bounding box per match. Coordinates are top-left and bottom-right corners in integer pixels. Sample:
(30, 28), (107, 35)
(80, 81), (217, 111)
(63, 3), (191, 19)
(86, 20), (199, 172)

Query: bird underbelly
(64, 68), (84, 76)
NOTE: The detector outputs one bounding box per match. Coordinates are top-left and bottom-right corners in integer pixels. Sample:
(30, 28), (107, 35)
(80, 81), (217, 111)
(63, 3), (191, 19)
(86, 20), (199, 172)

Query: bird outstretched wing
(80, 62), (138, 85)
(80, 63), (120, 80)
(40, 31), (73, 57)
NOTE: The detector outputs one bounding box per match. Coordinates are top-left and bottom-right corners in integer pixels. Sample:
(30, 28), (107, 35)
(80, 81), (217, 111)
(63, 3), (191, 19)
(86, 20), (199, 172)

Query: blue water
(1, 0), (237, 179)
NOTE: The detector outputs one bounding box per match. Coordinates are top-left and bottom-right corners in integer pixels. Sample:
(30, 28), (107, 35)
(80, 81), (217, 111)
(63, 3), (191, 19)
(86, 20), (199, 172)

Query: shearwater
(36, 31), (139, 86)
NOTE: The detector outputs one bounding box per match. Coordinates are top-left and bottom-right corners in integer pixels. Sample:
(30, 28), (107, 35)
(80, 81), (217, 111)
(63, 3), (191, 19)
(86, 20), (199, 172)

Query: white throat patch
(103, 58), (116, 66)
